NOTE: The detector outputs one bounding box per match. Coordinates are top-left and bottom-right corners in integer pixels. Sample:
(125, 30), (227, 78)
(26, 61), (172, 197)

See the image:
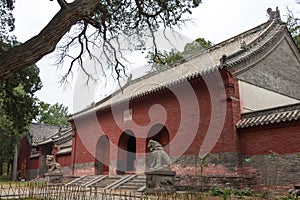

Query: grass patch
(0, 175), (10, 183)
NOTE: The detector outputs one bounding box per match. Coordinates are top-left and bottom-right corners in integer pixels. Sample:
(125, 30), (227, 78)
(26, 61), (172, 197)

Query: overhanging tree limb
(56, 0), (68, 9)
(0, 0), (99, 80)
(0, 0), (201, 82)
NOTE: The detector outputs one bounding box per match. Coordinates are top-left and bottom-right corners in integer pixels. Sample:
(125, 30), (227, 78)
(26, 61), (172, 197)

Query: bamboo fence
(0, 183), (200, 200)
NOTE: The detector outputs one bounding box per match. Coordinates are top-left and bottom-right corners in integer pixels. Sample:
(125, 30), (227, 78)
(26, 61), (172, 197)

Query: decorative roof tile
(237, 103), (300, 128)
(28, 123), (72, 146)
(29, 123), (61, 145)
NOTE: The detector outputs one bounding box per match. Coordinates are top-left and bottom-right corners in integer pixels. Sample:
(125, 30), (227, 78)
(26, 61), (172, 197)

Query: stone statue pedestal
(145, 170), (176, 194)
(45, 172), (63, 184)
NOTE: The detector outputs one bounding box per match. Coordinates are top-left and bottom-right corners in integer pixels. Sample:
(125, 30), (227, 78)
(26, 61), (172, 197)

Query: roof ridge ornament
(267, 7), (281, 23)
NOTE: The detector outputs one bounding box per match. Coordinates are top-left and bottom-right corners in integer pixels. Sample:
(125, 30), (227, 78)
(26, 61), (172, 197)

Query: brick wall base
(241, 153), (300, 192)
(73, 162), (95, 176)
(172, 152), (241, 175)
(175, 174), (255, 191)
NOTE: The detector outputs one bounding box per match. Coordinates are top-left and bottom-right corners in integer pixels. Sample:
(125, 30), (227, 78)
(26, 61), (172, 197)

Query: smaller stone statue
(145, 140), (176, 194)
(148, 140), (171, 171)
(46, 154), (61, 173)
(267, 7), (281, 22)
(240, 40), (247, 50)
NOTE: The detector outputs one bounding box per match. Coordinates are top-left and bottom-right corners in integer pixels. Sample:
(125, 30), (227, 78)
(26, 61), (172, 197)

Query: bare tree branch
(0, 0), (201, 83)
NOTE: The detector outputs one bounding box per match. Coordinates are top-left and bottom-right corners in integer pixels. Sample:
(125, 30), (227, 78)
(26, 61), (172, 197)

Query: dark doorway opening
(117, 130), (136, 174)
(39, 145), (52, 177)
(126, 135), (136, 171)
(95, 135), (110, 175)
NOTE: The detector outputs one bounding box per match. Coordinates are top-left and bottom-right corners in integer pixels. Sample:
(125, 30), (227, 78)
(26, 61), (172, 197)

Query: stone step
(120, 182), (145, 187)
(115, 175), (146, 191)
(117, 185), (143, 190)
(134, 176), (145, 179)
(66, 175), (104, 186)
(130, 179), (146, 183)
(89, 176), (123, 188)
(66, 174), (146, 191)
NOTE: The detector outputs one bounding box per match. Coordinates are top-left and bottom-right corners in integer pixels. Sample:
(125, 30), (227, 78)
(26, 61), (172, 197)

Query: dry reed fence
(0, 183), (200, 199)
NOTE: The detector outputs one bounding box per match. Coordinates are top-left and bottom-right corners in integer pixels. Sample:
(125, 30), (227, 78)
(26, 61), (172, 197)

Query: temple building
(18, 8), (300, 189)
(18, 123), (72, 180)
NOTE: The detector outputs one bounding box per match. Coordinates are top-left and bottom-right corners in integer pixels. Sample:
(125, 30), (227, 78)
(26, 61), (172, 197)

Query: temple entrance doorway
(95, 135), (110, 175)
(117, 130), (136, 174)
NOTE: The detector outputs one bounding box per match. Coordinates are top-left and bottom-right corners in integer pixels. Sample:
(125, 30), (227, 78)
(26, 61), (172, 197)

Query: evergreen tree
(287, 9), (300, 49)
(147, 37), (212, 72)
(37, 102), (69, 126)
(0, 65), (42, 175)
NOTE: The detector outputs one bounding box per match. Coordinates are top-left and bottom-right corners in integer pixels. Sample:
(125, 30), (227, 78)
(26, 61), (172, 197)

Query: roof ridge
(30, 122), (62, 128)
(227, 21), (284, 66)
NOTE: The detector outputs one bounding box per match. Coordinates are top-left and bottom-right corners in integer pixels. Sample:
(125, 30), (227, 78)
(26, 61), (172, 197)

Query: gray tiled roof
(29, 123), (61, 145)
(237, 103), (300, 128)
(28, 123), (72, 146)
(52, 127), (72, 145)
(70, 17), (286, 120)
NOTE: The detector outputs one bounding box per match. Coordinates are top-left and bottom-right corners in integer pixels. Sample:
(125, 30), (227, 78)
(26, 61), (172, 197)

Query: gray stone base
(45, 172), (63, 184)
(174, 174), (255, 191)
(145, 170), (176, 194)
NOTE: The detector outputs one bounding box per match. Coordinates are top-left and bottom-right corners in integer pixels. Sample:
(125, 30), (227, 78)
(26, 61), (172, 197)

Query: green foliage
(215, 155), (221, 161)
(37, 102), (69, 126)
(0, 0), (16, 50)
(0, 65), (42, 134)
(207, 187), (261, 199)
(244, 157), (252, 163)
(198, 154), (209, 168)
(148, 49), (184, 66)
(147, 37), (212, 72)
(278, 194), (300, 200)
(195, 38), (212, 49)
(0, 175), (10, 183)
(286, 9), (300, 49)
(207, 187), (226, 196)
(0, 65), (42, 172)
(206, 187), (233, 200)
(234, 188), (257, 197)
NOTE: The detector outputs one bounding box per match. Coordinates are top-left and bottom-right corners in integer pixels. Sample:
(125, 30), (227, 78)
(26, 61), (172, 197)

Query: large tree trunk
(12, 143), (18, 181)
(0, 0), (99, 80)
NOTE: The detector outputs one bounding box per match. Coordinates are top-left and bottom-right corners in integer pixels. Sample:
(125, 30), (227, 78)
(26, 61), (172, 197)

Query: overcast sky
(12, 0), (300, 113)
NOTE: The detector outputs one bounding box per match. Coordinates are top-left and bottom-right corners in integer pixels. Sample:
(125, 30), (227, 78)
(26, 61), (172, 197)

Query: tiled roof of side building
(28, 123), (71, 146)
(52, 127), (73, 145)
(69, 9), (289, 120)
(237, 103), (300, 128)
(28, 123), (61, 145)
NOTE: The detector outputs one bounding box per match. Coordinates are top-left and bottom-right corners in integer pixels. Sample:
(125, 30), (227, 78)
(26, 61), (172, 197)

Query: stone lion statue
(148, 140), (171, 171)
(46, 154), (61, 173)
